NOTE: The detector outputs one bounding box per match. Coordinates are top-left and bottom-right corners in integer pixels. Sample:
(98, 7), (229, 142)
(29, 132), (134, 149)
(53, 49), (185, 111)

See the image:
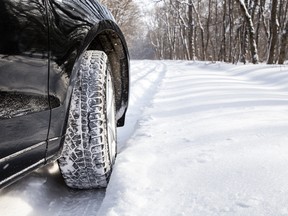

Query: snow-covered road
(1, 61), (288, 216)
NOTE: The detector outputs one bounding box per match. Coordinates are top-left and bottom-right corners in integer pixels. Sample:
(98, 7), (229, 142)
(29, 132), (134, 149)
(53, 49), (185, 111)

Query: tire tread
(58, 51), (114, 189)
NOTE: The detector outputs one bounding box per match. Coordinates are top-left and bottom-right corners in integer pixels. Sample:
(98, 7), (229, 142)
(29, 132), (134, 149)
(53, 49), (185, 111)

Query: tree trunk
(228, 0), (234, 62)
(220, 0), (227, 61)
(191, 1), (205, 60)
(188, 0), (195, 60)
(278, 22), (288, 64)
(237, 0), (259, 64)
(267, 0), (278, 64)
(205, 0), (212, 59)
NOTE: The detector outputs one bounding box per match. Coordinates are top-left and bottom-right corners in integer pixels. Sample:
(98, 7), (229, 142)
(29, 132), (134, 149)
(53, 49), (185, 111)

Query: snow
(1, 60), (288, 216)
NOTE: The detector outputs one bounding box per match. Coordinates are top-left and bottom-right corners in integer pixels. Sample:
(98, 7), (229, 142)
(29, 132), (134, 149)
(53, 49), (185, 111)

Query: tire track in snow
(130, 61), (164, 85)
(117, 60), (167, 151)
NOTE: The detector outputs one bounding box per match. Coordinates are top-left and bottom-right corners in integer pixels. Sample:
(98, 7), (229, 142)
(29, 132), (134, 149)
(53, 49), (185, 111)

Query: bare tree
(139, 0), (287, 63)
(236, 0), (259, 64)
(267, 0), (279, 64)
(278, 21), (288, 64)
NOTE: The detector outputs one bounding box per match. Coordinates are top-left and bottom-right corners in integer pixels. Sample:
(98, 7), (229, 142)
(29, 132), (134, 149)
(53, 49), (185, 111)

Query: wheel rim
(106, 71), (117, 164)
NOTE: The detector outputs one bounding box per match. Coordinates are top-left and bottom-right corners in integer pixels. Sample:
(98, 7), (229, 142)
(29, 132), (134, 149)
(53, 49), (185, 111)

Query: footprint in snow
(195, 149), (216, 164)
(235, 197), (261, 209)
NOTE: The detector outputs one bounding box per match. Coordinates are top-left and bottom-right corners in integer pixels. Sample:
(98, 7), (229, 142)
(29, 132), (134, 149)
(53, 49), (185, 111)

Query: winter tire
(58, 50), (117, 189)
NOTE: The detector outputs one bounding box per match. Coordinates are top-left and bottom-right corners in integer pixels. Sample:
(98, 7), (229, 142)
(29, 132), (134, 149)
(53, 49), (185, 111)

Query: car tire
(58, 50), (117, 189)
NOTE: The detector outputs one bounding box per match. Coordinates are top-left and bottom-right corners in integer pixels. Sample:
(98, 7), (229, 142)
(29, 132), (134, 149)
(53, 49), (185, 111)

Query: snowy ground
(1, 60), (288, 216)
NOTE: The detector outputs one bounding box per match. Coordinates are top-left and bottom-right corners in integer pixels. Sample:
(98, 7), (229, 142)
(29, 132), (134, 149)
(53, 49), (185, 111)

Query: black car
(0, 0), (129, 189)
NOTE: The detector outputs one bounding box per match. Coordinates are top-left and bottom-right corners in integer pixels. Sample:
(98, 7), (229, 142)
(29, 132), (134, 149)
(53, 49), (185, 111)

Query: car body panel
(0, 0), (50, 186)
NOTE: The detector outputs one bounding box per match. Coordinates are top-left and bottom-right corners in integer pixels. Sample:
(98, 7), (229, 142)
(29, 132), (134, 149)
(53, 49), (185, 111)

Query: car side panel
(0, 0), (50, 186)
(0, 114), (47, 187)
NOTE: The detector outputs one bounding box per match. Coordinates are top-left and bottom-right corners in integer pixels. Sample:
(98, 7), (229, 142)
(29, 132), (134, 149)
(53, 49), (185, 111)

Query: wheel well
(87, 30), (129, 126)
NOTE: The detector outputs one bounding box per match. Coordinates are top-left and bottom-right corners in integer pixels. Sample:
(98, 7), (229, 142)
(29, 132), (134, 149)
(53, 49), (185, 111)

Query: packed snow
(1, 60), (288, 216)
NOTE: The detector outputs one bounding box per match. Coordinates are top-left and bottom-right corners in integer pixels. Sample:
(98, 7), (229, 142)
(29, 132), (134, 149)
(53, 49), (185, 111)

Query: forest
(100, 0), (288, 64)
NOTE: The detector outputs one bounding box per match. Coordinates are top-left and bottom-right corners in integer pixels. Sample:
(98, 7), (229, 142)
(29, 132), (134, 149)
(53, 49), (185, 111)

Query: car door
(0, 0), (50, 186)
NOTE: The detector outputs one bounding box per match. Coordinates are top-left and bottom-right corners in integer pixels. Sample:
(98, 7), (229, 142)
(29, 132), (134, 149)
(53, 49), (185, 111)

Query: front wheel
(58, 50), (117, 189)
